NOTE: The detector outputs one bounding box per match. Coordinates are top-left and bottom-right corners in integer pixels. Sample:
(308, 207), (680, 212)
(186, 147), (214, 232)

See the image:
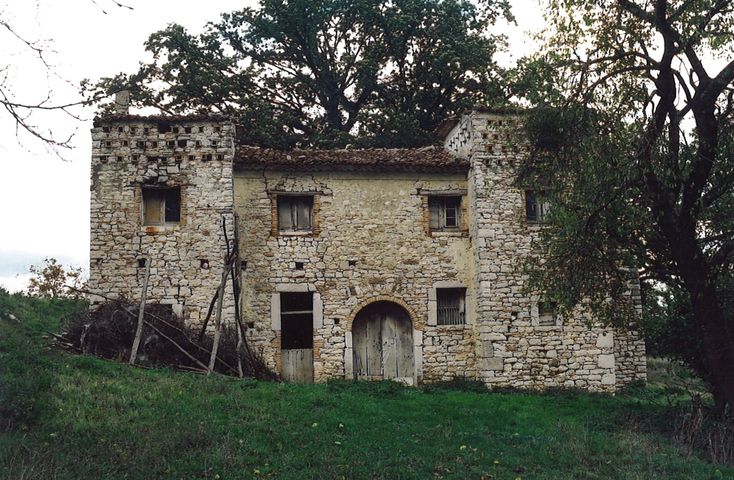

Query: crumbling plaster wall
(234, 170), (476, 381)
(89, 118), (236, 327)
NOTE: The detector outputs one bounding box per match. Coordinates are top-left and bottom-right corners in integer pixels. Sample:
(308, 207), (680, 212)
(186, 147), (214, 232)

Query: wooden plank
(129, 258), (151, 365)
(352, 317), (367, 379)
(281, 349), (313, 383)
(396, 315), (415, 380)
(207, 257), (230, 375)
(381, 313), (398, 378)
(365, 312), (382, 377)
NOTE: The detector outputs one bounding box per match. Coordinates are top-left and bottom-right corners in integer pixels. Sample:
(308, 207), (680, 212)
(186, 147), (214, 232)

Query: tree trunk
(678, 253), (734, 413)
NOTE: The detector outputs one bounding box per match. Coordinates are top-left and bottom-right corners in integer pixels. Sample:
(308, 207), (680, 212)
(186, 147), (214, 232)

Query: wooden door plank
(365, 313), (382, 377)
(281, 349), (313, 383)
(352, 318), (367, 379)
(397, 316), (415, 380)
(382, 312), (399, 378)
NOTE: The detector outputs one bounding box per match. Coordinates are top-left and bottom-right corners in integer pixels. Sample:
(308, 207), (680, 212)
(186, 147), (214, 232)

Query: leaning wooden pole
(207, 256), (229, 375)
(232, 213), (245, 378)
(129, 257), (151, 365)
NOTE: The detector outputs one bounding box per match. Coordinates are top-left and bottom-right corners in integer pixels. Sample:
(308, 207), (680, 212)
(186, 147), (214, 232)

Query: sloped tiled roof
(234, 145), (468, 173)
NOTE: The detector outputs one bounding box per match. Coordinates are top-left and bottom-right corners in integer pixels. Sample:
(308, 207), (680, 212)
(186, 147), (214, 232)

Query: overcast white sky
(0, 0), (543, 292)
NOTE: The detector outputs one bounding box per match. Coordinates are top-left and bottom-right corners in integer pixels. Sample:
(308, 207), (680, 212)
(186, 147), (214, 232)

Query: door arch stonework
(345, 295), (421, 332)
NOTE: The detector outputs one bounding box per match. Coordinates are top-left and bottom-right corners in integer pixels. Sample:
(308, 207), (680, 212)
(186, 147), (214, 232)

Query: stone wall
(233, 170), (475, 381)
(89, 116), (236, 327)
(87, 111), (646, 391)
(446, 111), (647, 390)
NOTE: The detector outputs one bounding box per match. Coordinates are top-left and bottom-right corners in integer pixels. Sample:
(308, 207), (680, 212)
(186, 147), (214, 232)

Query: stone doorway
(352, 301), (414, 383)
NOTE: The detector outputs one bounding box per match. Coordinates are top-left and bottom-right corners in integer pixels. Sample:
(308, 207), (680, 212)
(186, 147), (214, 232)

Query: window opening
(142, 187), (181, 226)
(278, 195), (314, 232)
(428, 196), (462, 231)
(280, 292), (313, 349)
(437, 288), (466, 325)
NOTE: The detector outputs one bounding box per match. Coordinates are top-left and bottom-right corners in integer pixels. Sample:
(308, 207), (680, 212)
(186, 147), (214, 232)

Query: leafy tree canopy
(88, 0), (513, 148)
(27, 258), (87, 300)
(518, 0), (734, 412)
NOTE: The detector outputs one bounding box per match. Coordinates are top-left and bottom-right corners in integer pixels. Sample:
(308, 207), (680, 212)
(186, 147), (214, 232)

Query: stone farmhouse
(88, 107), (647, 390)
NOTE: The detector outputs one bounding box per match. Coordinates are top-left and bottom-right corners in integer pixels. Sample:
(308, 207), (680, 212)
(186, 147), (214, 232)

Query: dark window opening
(278, 195), (313, 232)
(429, 196), (462, 231)
(437, 288), (466, 325)
(137, 258), (146, 268)
(142, 186), (181, 226)
(348, 260), (357, 267)
(295, 262), (304, 270)
(538, 301), (558, 326)
(526, 190), (550, 223)
(280, 292), (313, 350)
(199, 259), (209, 269)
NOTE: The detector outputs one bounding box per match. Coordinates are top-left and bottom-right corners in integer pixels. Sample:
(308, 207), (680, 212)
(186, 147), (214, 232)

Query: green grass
(1, 291), (732, 479)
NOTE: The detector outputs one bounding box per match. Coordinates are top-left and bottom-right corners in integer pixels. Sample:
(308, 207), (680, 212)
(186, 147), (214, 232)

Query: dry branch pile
(59, 298), (277, 380)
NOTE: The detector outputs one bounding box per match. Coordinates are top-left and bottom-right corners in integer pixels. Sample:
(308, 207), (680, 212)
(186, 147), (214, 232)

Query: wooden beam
(129, 258), (150, 365)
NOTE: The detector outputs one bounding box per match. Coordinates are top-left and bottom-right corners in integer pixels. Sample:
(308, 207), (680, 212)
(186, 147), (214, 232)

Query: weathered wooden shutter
(143, 190), (164, 226)
(296, 197), (312, 230)
(278, 197), (294, 231)
(429, 200), (440, 229)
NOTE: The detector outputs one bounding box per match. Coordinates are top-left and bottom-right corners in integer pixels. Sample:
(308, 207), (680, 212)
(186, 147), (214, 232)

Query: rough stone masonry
(89, 109), (647, 390)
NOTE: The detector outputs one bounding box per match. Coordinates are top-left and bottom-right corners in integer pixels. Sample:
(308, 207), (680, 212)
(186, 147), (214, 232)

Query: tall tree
(90, 0), (511, 148)
(520, 1), (734, 412)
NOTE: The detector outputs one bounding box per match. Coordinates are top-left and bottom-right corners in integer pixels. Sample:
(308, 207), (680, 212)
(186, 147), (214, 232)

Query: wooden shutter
(278, 197), (294, 231)
(296, 197), (312, 230)
(143, 190), (163, 226)
(429, 200), (440, 230)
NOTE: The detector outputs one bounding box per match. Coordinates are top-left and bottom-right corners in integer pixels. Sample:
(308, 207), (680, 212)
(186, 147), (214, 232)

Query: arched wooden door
(352, 301), (414, 383)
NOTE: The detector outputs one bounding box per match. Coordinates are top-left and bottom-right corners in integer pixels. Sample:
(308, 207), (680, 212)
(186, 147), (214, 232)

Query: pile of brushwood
(57, 298), (277, 380)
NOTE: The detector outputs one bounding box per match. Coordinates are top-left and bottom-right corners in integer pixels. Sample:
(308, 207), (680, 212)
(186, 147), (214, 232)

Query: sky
(0, 0), (544, 292)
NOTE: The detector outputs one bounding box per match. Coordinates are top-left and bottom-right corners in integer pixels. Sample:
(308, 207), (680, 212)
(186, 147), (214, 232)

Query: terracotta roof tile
(234, 145), (468, 173)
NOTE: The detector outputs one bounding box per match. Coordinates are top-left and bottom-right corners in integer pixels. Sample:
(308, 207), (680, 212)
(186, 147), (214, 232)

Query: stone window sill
(432, 323), (470, 329)
(430, 230), (468, 238)
(142, 224), (180, 234)
(278, 231), (314, 237)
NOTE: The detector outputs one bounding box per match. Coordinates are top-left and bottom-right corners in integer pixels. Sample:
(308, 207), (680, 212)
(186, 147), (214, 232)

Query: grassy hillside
(0, 291), (731, 479)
